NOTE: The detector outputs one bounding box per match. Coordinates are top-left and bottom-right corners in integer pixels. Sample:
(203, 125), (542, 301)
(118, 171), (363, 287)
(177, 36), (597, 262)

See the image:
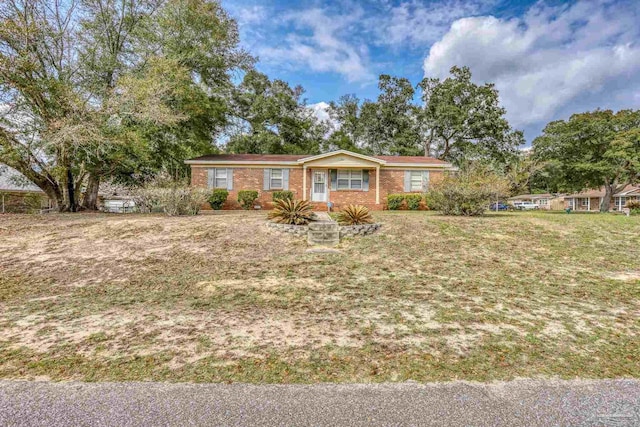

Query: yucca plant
(337, 204), (374, 225)
(268, 198), (316, 225)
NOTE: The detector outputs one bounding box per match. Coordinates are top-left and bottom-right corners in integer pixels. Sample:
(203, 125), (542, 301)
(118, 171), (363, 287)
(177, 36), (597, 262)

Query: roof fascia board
(185, 160), (301, 166)
(297, 150), (386, 165)
(384, 163), (452, 168)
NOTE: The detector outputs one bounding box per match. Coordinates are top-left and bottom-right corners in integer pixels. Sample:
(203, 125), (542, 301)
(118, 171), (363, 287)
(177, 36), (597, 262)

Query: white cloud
(379, 0), (495, 46)
(234, 5), (266, 25)
(423, 0), (640, 131)
(257, 7), (374, 83)
(308, 101), (332, 124)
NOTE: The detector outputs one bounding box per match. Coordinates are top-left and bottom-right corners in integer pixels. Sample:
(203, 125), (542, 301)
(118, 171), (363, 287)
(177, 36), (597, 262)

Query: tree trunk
(600, 184), (613, 212)
(65, 168), (77, 212)
(82, 174), (100, 210)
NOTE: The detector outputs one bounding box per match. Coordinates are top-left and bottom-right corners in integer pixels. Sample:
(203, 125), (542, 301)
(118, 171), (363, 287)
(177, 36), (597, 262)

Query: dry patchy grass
(0, 210), (638, 383)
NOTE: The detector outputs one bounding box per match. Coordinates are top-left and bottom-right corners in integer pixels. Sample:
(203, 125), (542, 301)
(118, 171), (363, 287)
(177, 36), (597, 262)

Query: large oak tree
(418, 66), (523, 165)
(533, 109), (640, 211)
(0, 0), (251, 211)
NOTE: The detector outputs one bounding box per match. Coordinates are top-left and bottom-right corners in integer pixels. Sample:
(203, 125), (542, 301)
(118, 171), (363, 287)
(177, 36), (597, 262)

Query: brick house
(564, 185), (640, 212)
(186, 149), (454, 210)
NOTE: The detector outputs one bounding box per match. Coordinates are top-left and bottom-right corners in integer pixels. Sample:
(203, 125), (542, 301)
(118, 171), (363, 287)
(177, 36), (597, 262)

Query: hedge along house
(186, 149), (454, 210)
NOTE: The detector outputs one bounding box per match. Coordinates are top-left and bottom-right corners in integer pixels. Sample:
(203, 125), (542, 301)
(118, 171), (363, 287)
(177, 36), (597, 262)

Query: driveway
(1, 379), (639, 426)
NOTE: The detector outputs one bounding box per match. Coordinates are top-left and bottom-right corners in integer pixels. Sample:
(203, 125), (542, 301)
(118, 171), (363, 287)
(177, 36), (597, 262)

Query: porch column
(375, 166), (380, 205)
(588, 198), (591, 211)
(302, 165), (307, 201)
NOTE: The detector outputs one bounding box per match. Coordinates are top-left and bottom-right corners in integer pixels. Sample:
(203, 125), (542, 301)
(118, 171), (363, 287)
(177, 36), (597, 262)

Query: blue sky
(223, 0), (640, 143)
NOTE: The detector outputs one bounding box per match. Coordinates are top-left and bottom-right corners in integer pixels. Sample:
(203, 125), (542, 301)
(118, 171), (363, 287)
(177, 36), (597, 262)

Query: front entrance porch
(310, 169), (328, 203)
(299, 150), (384, 207)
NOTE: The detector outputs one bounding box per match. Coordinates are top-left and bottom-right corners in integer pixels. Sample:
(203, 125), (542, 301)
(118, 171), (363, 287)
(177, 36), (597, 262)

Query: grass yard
(0, 210), (638, 383)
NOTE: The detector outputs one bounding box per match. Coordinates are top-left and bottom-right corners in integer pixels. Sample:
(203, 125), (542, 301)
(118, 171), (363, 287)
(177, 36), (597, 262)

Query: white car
(513, 201), (540, 210)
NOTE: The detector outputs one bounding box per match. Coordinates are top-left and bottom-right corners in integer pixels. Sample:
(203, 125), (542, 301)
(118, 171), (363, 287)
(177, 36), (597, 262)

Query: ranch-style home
(564, 185), (640, 212)
(186, 149), (454, 210)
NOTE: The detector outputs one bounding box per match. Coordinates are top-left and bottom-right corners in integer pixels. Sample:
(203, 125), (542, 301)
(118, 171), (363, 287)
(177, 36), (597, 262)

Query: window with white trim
(337, 170), (363, 190)
(409, 171), (426, 192)
(581, 198), (589, 207)
(214, 168), (227, 189)
(270, 169), (283, 189)
(538, 198), (548, 205)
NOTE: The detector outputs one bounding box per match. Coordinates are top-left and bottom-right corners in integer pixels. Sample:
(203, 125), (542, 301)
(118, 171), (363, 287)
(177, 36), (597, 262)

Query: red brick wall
(191, 166), (307, 209)
(191, 166), (445, 210)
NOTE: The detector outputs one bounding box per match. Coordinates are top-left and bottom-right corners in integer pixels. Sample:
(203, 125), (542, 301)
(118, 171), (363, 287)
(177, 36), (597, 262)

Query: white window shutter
(263, 169), (271, 190)
(227, 168), (233, 190)
(404, 171), (411, 192)
(422, 171), (430, 191)
(363, 170), (369, 191)
(283, 169), (290, 190)
(207, 168), (215, 189)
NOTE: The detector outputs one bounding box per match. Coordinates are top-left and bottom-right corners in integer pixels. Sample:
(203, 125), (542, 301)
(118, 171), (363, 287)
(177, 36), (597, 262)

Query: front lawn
(0, 211), (638, 382)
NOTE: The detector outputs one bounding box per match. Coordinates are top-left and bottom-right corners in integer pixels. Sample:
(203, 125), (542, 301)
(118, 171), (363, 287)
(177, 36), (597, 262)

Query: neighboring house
(0, 164), (53, 213)
(98, 182), (136, 213)
(186, 149), (454, 210)
(101, 195), (136, 213)
(508, 193), (564, 210)
(564, 185), (640, 211)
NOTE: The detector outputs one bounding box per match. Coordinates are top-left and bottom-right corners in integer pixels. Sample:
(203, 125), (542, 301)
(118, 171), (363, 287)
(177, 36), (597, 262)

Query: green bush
(238, 190), (259, 210)
(405, 194), (422, 210)
(272, 190), (294, 202)
(426, 168), (509, 216)
(387, 194), (405, 210)
(208, 189), (228, 210)
(625, 200), (640, 210)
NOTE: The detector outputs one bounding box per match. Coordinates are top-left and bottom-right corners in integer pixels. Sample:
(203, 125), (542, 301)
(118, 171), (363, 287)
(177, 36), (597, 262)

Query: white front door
(311, 170), (327, 202)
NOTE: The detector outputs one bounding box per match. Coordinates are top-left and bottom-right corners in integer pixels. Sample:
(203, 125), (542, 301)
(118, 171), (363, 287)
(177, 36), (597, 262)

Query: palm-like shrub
(337, 204), (374, 225)
(268, 199), (316, 225)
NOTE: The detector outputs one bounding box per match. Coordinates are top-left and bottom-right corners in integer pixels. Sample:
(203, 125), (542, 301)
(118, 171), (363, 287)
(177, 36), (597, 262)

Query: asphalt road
(1, 379), (639, 426)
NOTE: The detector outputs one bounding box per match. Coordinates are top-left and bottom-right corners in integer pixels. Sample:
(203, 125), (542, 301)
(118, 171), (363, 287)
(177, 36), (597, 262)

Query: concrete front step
(308, 215), (340, 246)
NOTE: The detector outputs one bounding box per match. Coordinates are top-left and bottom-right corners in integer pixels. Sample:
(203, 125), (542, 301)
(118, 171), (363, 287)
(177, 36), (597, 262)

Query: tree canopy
(533, 109), (640, 211)
(417, 66), (523, 165)
(225, 70), (326, 155)
(326, 68), (523, 164)
(0, 0), (251, 211)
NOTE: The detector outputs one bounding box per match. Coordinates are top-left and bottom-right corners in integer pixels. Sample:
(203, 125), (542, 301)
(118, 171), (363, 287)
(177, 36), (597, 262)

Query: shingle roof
(0, 164), (43, 193)
(188, 153), (447, 164)
(508, 193), (555, 200)
(374, 155), (447, 164)
(189, 154), (307, 162)
(565, 185), (640, 198)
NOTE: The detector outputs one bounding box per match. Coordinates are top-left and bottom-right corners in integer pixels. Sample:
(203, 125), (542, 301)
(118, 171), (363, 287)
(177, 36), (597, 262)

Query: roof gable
(298, 150), (386, 165)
